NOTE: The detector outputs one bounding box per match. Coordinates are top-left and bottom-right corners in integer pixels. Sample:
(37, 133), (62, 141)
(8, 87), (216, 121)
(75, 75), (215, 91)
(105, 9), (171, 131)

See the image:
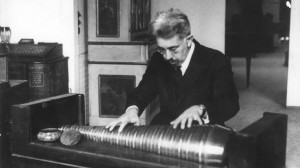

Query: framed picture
(130, 0), (151, 41)
(96, 0), (120, 37)
(99, 75), (136, 117)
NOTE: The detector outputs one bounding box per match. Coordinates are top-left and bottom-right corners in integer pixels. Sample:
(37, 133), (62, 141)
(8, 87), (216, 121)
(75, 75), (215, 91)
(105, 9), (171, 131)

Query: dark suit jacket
(126, 40), (239, 125)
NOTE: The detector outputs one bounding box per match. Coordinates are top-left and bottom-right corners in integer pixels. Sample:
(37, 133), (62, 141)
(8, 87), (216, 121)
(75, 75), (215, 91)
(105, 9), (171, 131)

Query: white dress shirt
(180, 41), (195, 76)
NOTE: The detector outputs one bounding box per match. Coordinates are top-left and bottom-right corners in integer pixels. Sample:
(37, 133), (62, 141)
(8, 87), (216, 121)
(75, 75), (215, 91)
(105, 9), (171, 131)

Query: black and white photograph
(0, 0), (299, 167)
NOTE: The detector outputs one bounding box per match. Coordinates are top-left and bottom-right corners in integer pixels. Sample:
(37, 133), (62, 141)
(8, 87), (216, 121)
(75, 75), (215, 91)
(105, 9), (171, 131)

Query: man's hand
(105, 107), (141, 133)
(170, 105), (204, 129)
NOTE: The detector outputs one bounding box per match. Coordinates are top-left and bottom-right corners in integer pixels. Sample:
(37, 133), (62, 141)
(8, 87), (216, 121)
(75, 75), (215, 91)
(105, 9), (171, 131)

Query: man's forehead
(156, 35), (182, 48)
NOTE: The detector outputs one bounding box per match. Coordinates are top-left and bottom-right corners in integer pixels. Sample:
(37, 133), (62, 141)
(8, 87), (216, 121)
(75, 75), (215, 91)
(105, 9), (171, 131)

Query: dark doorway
(226, 0), (291, 56)
(226, 0), (291, 106)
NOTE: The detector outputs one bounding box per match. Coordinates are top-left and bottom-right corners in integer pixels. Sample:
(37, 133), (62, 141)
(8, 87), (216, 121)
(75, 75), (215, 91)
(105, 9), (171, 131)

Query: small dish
(37, 128), (62, 142)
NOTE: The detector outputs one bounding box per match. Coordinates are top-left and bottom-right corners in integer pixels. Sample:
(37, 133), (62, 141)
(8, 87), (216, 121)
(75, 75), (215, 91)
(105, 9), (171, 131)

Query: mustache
(164, 57), (176, 62)
(166, 60), (176, 65)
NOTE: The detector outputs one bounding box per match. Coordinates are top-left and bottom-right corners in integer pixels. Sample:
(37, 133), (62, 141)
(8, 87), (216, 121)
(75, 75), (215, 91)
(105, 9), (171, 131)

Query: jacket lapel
(175, 41), (208, 106)
(161, 62), (178, 109)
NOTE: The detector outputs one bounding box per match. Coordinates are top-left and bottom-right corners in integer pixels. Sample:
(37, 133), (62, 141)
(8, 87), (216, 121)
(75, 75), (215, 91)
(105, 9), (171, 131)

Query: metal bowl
(37, 128), (62, 142)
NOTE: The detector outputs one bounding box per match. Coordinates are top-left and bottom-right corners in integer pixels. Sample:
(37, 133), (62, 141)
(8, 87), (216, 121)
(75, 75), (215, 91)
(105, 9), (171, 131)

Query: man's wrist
(198, 104), (209, 124)
(125, 105), (139, 115)
(198, 104), (206, 117)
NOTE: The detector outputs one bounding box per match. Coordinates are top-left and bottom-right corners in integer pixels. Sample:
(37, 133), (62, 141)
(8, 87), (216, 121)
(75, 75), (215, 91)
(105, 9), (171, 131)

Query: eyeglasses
(157, 35), (192, 55)
(157, 46), (179, 55)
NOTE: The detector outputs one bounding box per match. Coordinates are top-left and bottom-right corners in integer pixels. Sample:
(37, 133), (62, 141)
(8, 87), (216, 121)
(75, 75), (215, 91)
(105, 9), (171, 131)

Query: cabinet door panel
(8, 63), (27, 80)
(28, 64), (50, 99)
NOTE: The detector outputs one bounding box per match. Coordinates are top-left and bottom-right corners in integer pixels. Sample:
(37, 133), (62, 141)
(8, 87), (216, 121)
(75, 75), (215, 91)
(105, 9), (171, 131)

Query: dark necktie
(174, 66), (182, 102)
(174, 66), (183, 81)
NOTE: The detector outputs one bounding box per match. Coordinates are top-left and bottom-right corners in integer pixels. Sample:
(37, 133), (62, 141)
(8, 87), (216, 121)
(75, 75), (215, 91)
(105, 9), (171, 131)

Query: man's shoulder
(194, 41), (224, 57)
(193, 40), (230, 66)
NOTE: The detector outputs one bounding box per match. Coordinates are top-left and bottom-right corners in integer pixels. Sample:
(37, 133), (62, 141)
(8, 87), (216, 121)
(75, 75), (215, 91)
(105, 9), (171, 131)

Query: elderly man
(106, 9), (239, 132)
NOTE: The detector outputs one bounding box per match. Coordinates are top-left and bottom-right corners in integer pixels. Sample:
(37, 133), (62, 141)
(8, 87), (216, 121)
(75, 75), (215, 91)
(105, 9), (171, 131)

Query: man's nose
(164, 50), (173, 60)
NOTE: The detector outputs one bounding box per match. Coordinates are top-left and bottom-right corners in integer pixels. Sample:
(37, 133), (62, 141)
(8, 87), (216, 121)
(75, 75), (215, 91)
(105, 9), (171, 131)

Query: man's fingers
(195, 116), (203, 126)
(109, 120), (120, 131)
(187, 117), (193, 128)
(180, 118), (187, 129)
(171, 119), (179, 129)
(118, 121), (128, 133)
(172, 116), (184, 129)
(105, 120), (115, 129)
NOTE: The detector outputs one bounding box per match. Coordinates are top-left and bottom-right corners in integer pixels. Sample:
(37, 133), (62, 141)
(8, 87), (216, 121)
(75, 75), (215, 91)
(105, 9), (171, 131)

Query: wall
(75, 0), (89, 123)
(287, 0), (300, 107)
(151, 0), (225, 53)
(0, 0), (76, 92)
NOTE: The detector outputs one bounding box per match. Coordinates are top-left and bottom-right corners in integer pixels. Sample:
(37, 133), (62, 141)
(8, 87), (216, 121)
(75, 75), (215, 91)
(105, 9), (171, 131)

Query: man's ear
(187, 35), (194, 47)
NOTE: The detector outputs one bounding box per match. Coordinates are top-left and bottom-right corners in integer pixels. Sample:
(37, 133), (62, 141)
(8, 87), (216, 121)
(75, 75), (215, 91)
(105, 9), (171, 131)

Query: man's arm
(206, 53), (240, 124)
(125, 55), (159, 115)
(171, 52), (239, 128)
(106, 55), (159, 132)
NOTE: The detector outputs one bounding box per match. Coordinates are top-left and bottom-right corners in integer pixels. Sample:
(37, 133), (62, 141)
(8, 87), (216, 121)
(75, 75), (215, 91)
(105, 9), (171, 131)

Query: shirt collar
(180, 42), (195, 75)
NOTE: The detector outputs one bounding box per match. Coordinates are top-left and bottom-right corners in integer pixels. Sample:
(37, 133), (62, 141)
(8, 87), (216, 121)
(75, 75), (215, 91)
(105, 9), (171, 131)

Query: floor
(226, 48), (300, 168)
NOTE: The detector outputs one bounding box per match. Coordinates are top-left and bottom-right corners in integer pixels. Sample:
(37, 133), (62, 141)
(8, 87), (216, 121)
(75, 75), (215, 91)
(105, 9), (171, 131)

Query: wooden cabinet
(6, 43), (69, 100)
(0, 80), (28, 168)
(25, 58), (68, 100)
(0, 53), (8, 83)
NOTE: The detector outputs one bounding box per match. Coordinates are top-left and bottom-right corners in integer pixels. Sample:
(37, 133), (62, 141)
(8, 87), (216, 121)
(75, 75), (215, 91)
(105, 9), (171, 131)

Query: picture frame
(96, 0), (120, 37)
(130, 0), (151, 41)
(98, 75), (136, 117)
